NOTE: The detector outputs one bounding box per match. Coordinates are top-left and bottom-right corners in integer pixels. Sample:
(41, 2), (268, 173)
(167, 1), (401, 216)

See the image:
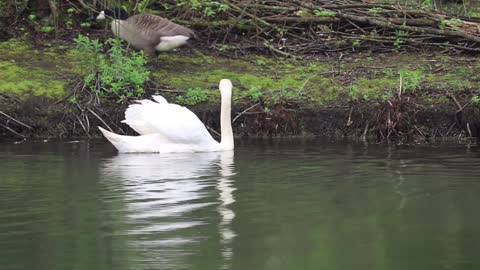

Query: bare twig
(87, 108), (114, 132)
(0, 123), (25, 138)
(233, 103), (261, 123)
(0, 111), (33, 129)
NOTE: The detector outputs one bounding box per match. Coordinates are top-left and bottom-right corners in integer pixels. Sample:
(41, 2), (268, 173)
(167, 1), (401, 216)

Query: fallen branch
(233, 103), (261, 123)
(87, 108), (114, 132)
(0, 111), (33, 130)
(0, 123), (25, 138)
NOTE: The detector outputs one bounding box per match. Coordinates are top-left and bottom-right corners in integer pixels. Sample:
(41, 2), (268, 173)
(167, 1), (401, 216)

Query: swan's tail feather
(98, 126), (128, 152)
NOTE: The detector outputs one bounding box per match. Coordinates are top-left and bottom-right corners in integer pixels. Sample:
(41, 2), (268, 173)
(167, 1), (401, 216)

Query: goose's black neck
(104, 8), (129, 20)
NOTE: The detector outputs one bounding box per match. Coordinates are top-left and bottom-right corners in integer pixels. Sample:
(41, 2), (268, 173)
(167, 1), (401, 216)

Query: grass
(1, 37), (480, 106)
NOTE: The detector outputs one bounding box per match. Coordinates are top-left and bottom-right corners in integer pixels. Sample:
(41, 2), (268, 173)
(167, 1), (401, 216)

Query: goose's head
(96, 8), (129, 21)
(219, 79), (232, 98)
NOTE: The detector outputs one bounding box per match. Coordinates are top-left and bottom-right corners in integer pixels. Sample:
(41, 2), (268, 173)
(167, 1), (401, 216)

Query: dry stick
(206, 125), (221, 137)
(445, 122), (457, 137)
(223, 0), (251, 43)
(0, 123), (25, 138)
(299, 1), (480, 43)
(235, 3), (298, 12)
(264, 17), (339, 23)
(233, 103), (261, 123)
(336, 12), (480, 44)
(360, 120), (369, 141)
(413, 125), (426, 138)
(346, 107), (354, 126)
(398, 73), (403, 99)
(0, 111), (33, 129)
(87, 108), (114, 132)
(466, 123), (473, 137)
(222, 0), (272, 28)
(75, 114), (90, 138)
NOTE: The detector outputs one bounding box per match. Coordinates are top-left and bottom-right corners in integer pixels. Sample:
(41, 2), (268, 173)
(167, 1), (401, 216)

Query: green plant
(65, 19), (73, 29)
(134, 0), (151, 13)
(348, 84), (360, 101)
(352, 39), (361, 49)
(39, 26), (55, 33)
(399, 68), (424, 92)
(249, 86), (262, 102)
(472, 95), (480, 106)
(80, 22), (91, 28)
(314, 9), (336, 17)
(73, 35), (150, 101)
(383, 68), (395, 77)
(368, 7), (383, 16)
(176, 87), (208, 105)
(268, 87), (299, 105)
(176, 0), (229, 17)
(67, 7), (76, 14)
(255, 59), (266, 66)
(439, 18), (463, 30)
(393, 30), (409, 49)
(423, 0), (433, 9)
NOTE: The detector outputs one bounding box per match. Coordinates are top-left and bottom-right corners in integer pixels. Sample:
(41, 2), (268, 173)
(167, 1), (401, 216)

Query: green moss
(2, 37), (478, 107)
(424, 73), (473, 90)
(0, 37), (31, 57)
(351, 77), (398, 101)
(153, 53), (336, 105)
(0, 61), (65, 98)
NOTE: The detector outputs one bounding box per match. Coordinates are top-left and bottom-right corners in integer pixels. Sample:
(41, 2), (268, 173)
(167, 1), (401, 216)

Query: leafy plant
(393, 30), (409, 49)
(249, 86), (262, 102)
(255, 59), (266, 66)
(368, 7), (383, 16)
(176, 87), (208, 105)
(399, 69), (424, 92)
(134, 0), (152, 13)
(352, 39), (361, 50)
(472, 95), (480, 106)
(176, 0), (229, 17)
(423, 0), (433, 9)
(314, 9), (336, 17)
(348, 84), (360, 101)
(439, 18), (463, 31)
(39, 26), (55, 33)
(73, 35), (150, 101)
(80, 22), (91, 28)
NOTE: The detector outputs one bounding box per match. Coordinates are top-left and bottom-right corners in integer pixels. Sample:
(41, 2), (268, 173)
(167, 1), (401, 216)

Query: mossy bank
(1, 36), (480, 141)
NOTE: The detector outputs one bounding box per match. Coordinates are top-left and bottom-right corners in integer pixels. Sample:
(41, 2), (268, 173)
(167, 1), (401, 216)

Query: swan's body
(99, 79), (234, 153)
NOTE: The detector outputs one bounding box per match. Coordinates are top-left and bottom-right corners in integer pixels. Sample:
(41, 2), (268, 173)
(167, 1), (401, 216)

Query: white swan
(98, 79), (234, 153)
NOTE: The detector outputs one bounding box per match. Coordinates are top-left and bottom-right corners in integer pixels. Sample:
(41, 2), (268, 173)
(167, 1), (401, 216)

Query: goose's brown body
(111, 14), (194, 55)
(97, 8), (195, 56)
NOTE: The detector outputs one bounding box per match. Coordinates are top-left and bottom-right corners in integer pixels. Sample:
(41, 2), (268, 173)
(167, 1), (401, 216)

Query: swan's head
(219, 79), (232, 98)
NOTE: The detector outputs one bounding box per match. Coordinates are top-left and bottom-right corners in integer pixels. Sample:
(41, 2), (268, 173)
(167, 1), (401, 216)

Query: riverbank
(1, 35), (479, 141)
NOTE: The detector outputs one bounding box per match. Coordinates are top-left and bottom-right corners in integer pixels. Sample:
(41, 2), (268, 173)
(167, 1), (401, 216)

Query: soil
(1, 27), (480, 142)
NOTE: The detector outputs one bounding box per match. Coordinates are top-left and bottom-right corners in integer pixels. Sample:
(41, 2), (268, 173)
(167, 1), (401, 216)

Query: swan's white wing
(122, 96), (217, 145)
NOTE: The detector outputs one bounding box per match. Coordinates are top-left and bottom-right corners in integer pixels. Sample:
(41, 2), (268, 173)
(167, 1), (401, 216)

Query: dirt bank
(1, 36), (479, 142)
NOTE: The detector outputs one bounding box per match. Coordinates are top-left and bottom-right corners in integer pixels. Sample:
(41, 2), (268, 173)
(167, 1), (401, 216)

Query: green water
(0, 140), (480, 270)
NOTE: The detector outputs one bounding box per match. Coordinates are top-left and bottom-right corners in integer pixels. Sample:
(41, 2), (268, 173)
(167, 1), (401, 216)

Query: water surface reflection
(100, 151), (236, 269)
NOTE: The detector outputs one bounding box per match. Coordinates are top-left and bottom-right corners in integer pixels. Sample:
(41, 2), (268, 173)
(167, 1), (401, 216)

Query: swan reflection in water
(100, 151), (236, 269)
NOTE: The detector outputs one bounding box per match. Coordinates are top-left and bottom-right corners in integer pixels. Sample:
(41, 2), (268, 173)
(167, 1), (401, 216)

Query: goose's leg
(144, 49), (160, 70)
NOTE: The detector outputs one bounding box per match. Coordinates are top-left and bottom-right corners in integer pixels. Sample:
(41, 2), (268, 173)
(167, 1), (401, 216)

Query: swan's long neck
(219, 83), (234, 150)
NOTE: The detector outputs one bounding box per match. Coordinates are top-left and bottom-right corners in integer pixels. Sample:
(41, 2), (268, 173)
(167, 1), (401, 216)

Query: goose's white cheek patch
(96, 10), (106, 20)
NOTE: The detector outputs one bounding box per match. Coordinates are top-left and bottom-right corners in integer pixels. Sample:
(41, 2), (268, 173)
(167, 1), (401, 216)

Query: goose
(96, 7), (194, 67)
(98, 79), (234, 153)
